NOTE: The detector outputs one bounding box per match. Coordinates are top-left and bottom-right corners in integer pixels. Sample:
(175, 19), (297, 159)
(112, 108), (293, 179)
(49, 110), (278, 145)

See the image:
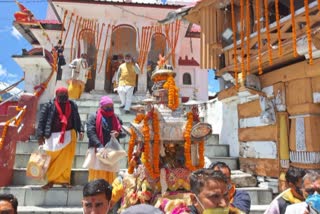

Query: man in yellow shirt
(116, 53), (140, 114)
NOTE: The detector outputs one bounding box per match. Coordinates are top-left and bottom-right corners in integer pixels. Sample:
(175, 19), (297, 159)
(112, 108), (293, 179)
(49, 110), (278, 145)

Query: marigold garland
(152, 111), (160, 177)
(70, 15), (79, 60)
(153, 75), (167, 82)
(240, 0), (245, 77)
(305, 0), (313, 64)
(60, 10), (68, 41)
(231, 0), (238, 88)
(141, 117), (155, 178)
(290, 0), (298, 57)
(275, 0), (283, 56)
(256, 0), (263, 74)
(127, 127), (136, 174)
(184, 112), (205, 171)
(264, 0), (273, 65)
(128, 114), (145, 174)
(163, 75), (179, 110)
(62, 12), (74, 47)
(246, 0), (251, 74)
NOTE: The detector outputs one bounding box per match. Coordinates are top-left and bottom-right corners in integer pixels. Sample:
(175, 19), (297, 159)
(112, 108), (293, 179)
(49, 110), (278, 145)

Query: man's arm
(36, 102), (50, 144)
(86, 114), (103, 148)
(133, 63), (141, 74)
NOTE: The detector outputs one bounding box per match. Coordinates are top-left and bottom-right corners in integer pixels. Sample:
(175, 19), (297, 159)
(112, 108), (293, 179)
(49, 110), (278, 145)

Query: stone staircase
(0, 95), (273, 213)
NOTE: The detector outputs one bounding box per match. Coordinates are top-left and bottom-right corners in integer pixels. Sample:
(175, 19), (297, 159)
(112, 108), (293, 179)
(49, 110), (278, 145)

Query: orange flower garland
(290, 0), (298, 57)
(264, 0), (273, 65)
(153, 75), (167, 82)
(275, 0), (283, 56)
(141, 116), (155, 178)
(152, 111), (160, 177)
(231, 0), (238, 88)
(163, 75), (179, 111)
(134, 113), (145, 124)
(240, 0), (245, 77)
(128, 113), (146, 174)
(305, 0), (313, 64)
(246, 0), (251, 74)
(127, 127), (136, 174)
(256, 0), (263, 74)
(60, 10), (68, 41)
(184, 112), (205, 171)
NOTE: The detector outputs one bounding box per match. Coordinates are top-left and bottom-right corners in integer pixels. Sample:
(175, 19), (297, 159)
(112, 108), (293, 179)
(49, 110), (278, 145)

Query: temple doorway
(105, 25), (137, 92)
(77, 29), (97, 92)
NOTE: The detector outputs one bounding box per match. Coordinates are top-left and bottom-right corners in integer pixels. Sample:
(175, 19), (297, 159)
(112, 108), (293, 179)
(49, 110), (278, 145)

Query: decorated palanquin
(120, 61), (212, 213)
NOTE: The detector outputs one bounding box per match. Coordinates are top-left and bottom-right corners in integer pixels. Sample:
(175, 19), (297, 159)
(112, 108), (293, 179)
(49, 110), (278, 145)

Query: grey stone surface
(18, 206), (83, 214)
(205, 144), (229, 157)
(25, 187), (68, 206)
(231, 170), (257, 187)
(207, 157), (239, 170)
(238, 187), (273, 205)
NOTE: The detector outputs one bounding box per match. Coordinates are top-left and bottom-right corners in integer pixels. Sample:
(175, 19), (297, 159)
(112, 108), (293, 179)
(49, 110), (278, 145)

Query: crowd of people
(1, 167), (319, 213)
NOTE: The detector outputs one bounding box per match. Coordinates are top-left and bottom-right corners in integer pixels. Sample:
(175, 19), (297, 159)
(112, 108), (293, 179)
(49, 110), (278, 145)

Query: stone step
(13, 168), (89, 186)
(207, 157), (239, 170)
(2, 185), (272, 207)
(16, 139), (130, 156)
(0, 185), (83, 207)
(14, 153), (128, 169)
(18, 206), (82, 214)
(250, 205), (269, 214)
(16, 140), (227, 159)
(205, 144), (229, 157)
(238, 187), (273, 205)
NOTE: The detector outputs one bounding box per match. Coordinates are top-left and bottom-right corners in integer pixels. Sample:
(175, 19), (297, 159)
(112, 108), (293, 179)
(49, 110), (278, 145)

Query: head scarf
(99, 96), (113, 107)
(96, 96), (121, 145)
(56, 87), (68, 95)
(54, 87), (71, 143)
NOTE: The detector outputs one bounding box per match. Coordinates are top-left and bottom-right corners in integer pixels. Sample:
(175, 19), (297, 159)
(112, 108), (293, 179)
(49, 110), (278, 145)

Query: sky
(0, 0), (219, 93)
(0, 0), (48, 88)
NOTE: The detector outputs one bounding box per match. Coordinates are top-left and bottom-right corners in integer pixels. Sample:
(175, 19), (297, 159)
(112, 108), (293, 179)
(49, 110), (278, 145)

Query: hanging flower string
(69, 15), (79, 60)
(127, 127), (137, 174)
(152, 111), (160, 177)
(62, 12), (74, 47)
(305, 0), (313, 64)
(163, 75), (179, 111)
(275, 0), (283, 56)
(141, 116), (156, 178)
(60, 10), (68, 41)
(290, 0), (298, 57)
(264, 0), (273, 65)
(256, 0), (263, 74)
(246, 0), (251, 74)
(128, 114), (145, 174)
(183, 112), (204, 171)
(231, 0), (238, 88)
(240, 0), (245, 78)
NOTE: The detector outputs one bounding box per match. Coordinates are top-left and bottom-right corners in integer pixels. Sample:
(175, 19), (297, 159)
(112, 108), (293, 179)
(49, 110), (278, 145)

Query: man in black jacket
(37, 87), (84, 189)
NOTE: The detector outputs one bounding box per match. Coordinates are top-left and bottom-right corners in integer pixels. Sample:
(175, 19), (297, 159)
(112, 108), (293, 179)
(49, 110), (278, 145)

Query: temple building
(12, 0), (208, 104)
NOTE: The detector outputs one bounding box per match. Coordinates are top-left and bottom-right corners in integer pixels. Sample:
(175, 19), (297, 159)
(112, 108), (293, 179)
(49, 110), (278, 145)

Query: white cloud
(11, 27), (23, 40)
(0, 64), (8, 77)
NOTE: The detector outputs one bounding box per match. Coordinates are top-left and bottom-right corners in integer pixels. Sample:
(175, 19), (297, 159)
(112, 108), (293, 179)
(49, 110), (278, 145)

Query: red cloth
(54, 99), (71, 143)
(96, 108), (121, 145)
(56, 87), (68, 95)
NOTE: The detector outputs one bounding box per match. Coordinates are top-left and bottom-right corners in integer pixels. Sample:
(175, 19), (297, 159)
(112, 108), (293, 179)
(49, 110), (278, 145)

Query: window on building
(183, 73), (192, 85)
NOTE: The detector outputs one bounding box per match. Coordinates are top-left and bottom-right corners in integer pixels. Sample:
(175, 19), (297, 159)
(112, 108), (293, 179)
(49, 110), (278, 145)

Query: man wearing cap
(37, 87), (84, 189)
(116, 53), (141, 114)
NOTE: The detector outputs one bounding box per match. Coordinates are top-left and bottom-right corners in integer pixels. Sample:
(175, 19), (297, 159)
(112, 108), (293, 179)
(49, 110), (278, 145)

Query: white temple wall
(220, 97), (240, 157)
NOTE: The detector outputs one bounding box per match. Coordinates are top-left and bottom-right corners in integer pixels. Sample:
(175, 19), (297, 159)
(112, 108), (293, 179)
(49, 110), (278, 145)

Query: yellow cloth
(46, 129), (76, 184)
(68, 80), (85, 99)
(282, 188), (302, 204)
(88, 169), (116, 184)
(279, 114), (290, 160)
(111, 177), (124, 203)
(118, 63), (137, 87)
